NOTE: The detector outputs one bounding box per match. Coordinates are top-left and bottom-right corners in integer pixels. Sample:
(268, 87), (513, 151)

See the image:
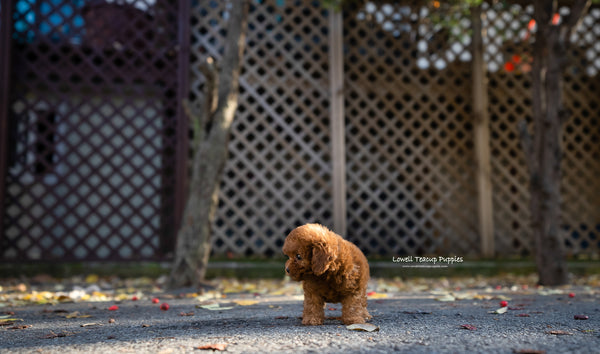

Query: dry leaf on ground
(346, 323), (380, 332)
(546, 330), (572, 336)
(489, 307), (508, 314)
(233, 300), (258, 306)
(196, 343), (227, 351)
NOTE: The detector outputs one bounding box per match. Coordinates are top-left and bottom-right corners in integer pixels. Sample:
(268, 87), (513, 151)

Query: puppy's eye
(296, 254), (302, 260)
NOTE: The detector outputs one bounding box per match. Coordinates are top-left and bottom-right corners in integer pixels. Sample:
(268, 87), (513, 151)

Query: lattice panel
(485, 3), (600, 256)
(2, 0), (182, 261)
(484, 2), (535, 256)
(190, 0), (333, 257)
(343, 2), (479, 256)
(561, 7), (600, 255)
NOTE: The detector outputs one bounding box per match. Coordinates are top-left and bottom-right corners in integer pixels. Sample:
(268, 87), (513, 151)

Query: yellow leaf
(233, 300), (258, 306)
(85, 274), (99, 284)
(115, 294), (130, 301)
(65, 311), (92, 319)
(367, 292), (388, 299)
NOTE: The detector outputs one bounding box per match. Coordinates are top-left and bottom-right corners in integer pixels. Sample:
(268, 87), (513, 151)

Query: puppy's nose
(285, 267), (290, 273)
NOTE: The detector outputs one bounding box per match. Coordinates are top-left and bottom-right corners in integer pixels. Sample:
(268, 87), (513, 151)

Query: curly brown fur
(282, 223), (371, 325)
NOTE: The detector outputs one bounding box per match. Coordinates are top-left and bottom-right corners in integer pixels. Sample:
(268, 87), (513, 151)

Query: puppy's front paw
(302, 316), (324, 326)
(341, 316), (366, 325)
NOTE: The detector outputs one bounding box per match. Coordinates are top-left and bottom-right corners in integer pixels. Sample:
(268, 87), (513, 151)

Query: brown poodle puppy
(282, 223), (371, 325)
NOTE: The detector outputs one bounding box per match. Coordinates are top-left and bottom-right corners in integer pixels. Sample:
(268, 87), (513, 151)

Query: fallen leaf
(346, 323), (379, 332)
(546, 330), (572, 336)
(574, 315), (589, 320)
(179, 312), (195, 317)
(44, 331), (74, 339)
(107, 305), (119, 311)
(489, 307), (508, 314)
(142, 324), (151, 328)
(275, 316), (289, 319)
(233, 300), (258, 306)
(367, 292), (388, 299)
(0, 319), (21, 326)
(513, 349), (546, 354)
(65, 311), (92, 319)
(9, 325), (31, 330)
(198, 303), (233, 311)
(196, 343), (227, 351)
(81, 323), (102, 327)
(460, 324), (477, 331)
(435, 294), (456, 302)
(516, 314), (530, 317)
(85, 274), (99, 284)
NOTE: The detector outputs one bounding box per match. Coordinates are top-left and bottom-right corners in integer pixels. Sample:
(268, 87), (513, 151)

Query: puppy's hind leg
(341, 294), (367, 325)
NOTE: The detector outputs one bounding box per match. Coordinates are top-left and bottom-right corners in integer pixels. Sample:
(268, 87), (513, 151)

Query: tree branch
(214, 0), (249, 130)
(560, 0), (591, 42)
(199, 57), (219, 135)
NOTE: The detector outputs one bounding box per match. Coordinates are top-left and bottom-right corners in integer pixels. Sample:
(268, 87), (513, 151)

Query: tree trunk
(521, 0), (590, 286)
(168, 0), (249, 289)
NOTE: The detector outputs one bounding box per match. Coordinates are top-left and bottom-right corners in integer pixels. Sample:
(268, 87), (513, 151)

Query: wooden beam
(472, 5), (495, 257)
(0, 0), (15, 247)
(328, 9), (347, 236)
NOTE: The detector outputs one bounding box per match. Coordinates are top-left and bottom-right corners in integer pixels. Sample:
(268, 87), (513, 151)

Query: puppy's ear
(311, 242), (335, 276)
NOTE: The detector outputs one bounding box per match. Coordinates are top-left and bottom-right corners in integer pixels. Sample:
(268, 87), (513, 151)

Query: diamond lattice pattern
(2, 0), (181, 261)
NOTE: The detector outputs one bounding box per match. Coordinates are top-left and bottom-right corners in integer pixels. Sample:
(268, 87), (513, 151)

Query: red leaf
(574, 315), (589, 320)
(460, 324), (477, 331)
(160, 303), (169, 311)
(108, 305), (118, 311)
(504, 62), (515, 73)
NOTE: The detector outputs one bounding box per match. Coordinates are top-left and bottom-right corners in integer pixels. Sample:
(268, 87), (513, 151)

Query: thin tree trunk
(168, 0), (249, 288)
(521, 0), (590, 286)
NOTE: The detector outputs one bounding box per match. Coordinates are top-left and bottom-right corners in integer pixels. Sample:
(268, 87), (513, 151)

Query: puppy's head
(282, 224), (338, 280)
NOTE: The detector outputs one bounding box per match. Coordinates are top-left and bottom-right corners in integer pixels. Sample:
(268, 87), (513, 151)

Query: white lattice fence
(342, 2), (479, 255)
(190, 0), (332, 257)
(185, 0), (600, 258)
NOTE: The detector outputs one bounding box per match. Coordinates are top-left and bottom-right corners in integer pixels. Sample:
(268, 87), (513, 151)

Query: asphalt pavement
(1, 282), (599, 353)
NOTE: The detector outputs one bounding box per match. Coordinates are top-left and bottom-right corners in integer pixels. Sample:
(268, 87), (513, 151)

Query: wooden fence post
(328, 9), (347, 236)
(472, 5), (495, 257)
(0, 0), (15, 246)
